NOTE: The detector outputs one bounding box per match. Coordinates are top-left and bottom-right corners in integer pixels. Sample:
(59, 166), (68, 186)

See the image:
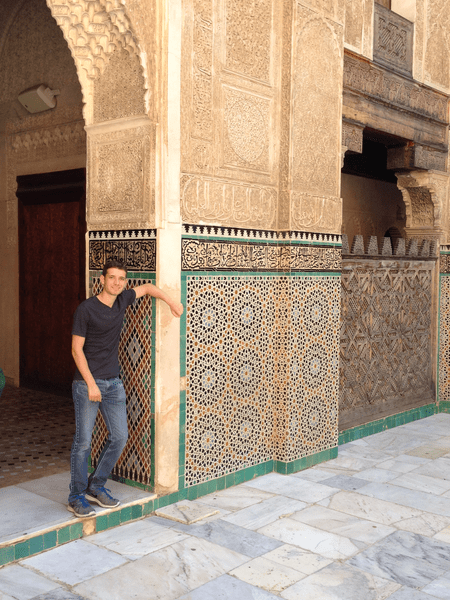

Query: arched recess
(396, 171), (450, 244)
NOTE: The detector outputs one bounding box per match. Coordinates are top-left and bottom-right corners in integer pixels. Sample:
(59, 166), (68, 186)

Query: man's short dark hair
(102, 260), (128, 277)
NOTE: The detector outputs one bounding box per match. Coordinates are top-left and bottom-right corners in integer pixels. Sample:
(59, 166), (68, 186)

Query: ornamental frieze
(181, 239), (341, 271)
(89, 239), (156, 272)
(344, 52), (448, 124)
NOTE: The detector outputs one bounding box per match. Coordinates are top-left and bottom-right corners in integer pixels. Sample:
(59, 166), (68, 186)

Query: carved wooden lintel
(388, 144), (447, 173)
(342, 120), (363, 154)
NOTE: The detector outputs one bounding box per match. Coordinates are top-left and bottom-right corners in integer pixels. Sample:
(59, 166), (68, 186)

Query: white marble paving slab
(262, 544), (333, 575)
(290, 468), (334, 482)
(315, 455), (379, 472)
(17, 473), (153, 506)
(0, 565), (58, 600)
(174, 519), (282, 557)
(390, 472), (450, 495)
(87, 518), (188, 559)
(27, 590), (85, 600)
(396, 513), (450, 537)
(385, 588), (441, 599)
(177, 573), (279, 599)
(337, 448), (393, 463)
(348, 530), (450, 588)
(375, 459), (421, 474)
(319, 474), (371, 491)
(328, 491), (422, 525)
(356, 468), (399, 483)
(0, 593), (16, 600)
(155, 500), (219, 524)
(258, 518), (360, 560)
(22, 539), (127, 586)
(230, 556), (305, 593)
(242, 473), (339, 503)
(421, 570), (450, 599)
(358, 482), (450, 517)
(222, 496), (306, 530)
(0, 487), (73, 543)
(194, 486), (274, 512)
(413, 457), (450, 481)
(73, 537), (249, 600)
(406, 445), (450, 460)
(279, 561), (400, 600)
(290, 505), (395, 545)
(434, 524), (450, 544)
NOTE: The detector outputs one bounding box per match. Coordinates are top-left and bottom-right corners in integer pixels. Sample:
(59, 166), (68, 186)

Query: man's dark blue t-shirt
(72, 289), (136, 380)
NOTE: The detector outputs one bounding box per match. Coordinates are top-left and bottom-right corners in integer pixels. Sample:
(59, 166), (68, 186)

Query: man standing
(68, 260), (183, 517)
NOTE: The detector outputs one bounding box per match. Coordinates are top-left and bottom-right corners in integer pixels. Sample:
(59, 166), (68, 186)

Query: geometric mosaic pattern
(340, 260), (434, 429)
(439, 275), (450, 403)
(184, 274), (340, 486)
(90, 274), (154, 487)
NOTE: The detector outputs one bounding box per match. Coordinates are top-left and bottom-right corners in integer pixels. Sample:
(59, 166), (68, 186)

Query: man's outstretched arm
(134, 283), (184, 318)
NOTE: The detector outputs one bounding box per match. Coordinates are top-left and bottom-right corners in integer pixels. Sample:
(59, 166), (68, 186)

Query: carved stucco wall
(344, 0), (373, 58)
(288, 2), (343, 234)
(424, 0), (450, 92)
(180, 0), (280, 230)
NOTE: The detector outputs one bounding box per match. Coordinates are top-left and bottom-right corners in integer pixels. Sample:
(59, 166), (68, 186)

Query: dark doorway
(18, 169), (86, 397)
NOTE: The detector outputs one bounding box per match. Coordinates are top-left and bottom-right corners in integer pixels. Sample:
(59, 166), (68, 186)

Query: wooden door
(18, 169), (85, 396)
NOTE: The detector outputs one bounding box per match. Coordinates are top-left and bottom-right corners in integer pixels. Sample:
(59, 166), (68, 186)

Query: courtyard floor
(2, 413), (450, 599)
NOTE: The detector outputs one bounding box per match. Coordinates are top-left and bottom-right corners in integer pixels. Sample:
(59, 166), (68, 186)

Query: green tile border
(338, 403), (440, 445)
(274, 447), (338, 474)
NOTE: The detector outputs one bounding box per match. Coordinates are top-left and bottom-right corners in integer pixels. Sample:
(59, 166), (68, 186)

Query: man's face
(100, 267), (127, 296)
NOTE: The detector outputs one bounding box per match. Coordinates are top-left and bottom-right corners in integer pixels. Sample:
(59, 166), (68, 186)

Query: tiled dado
(181, 226), (342, 488)
(439, 250), (450, 404)
(88, 228), (157, 490)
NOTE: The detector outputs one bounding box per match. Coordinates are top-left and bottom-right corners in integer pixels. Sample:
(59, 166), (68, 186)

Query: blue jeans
(69, 377), (128, 502)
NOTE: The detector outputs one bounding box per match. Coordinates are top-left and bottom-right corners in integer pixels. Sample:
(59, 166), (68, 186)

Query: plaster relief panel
(291, 9), (343, 233)
(344, 0), (364, 51)
(192, 0), (213, 141)
(224, 0), (272, 82)
(222, 86), (270, 173)
(373, 3), (413, 76)
(291, 193), (342, 233)
(93, 47), (146, 123)
(408, 188), (434, 227)
(181, 175), (277, 228)
(88, 122), (155, 229)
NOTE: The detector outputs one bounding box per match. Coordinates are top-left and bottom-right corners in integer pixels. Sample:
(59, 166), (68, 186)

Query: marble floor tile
(17, 474), (153, 507)
(222, 495), (306, 530)
(176, 574), (280, 599)
(230, 556), (306, 593)
(242, 473), (339, 503)
(434, 524), (450, 544)
(87, 518), (188, 559)
(262, 543), (332, 575)
(328, 491), (422, 525)
(363, 431), (437, 454)
(155, 500), (219, 524)
(73, 537), (249, 600)
(421, 570), (450, 599)
(384, 588), (441, 599)
(406, 445), (450, 460)
(290, 505), (395, 545)
(258, 517), (360, 560)
(358, 482), (450, 517)
(194, 486), (274, 512)
(320, 475), (370, 491)
(0, 565), (58, 600)
(413, 458), (450, 481)
(339, 439), (370, 450)
(0, 487), (72, 542)
(390, 472), (450, 495)
(22, 539), (127, 586)
(290, 468), (334, 482)
(172, 519), (282, 557)
(30, 590), (86, 600)
(316, 455), (379, 472)
(356, 468), (399, 483)
(396, 513), (450, 537)
(387, 454), (432, 466)
(337, 448), (393, 463)
(279, 561), (400, 600)
(348, 530), (450, 588)
(375, 459), (421, 474)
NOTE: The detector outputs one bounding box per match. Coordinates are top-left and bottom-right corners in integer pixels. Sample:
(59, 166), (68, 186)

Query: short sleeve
(72, 303), (89, 337)
(124, 288), (136, 306)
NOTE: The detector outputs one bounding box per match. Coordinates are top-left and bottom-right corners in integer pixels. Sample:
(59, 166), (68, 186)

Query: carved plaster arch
(396, 171), (449, 241)
(45, 0), (150, 123)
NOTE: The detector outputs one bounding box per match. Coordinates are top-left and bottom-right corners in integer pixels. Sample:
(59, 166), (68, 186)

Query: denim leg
(69, 380), (100, 502)
(88, 377), (128, 492)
